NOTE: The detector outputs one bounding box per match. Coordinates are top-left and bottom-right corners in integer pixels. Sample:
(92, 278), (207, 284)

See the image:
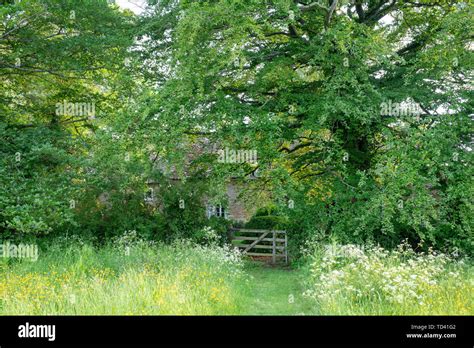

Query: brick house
(145, 179), (257, 222)
(144, 139), (260, 222)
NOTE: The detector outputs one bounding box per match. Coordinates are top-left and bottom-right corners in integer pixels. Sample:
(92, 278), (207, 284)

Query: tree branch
(325, 0), (339, 28)
(298, 1), (329, 12)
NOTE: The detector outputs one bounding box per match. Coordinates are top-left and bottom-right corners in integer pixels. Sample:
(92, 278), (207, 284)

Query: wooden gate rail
(230, 228), (288, 264)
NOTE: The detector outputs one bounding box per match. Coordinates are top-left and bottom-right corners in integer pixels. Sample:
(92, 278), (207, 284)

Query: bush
(245, 205), (288, 230)
(192, 218), (232, 246)
(245, 215), (288, 230)
(253, 206), (278, 217)
(154, 179), (212, 242)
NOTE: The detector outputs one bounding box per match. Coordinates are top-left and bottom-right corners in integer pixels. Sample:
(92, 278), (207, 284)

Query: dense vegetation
(1, 234), (471, 315)
(0, 0), (472, 315)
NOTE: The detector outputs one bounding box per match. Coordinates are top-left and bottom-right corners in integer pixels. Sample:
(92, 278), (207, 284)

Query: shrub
(193, 218), (232, 245)
(153, 179), (212, 242)
(245, 205), (288, 230)
(245, 215), (287, 230)
(253, 206), (278, 217)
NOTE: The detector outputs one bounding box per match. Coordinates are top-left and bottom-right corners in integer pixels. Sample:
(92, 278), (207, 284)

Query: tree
(136, 0), (472, 253)
(0, 0), (136, 237)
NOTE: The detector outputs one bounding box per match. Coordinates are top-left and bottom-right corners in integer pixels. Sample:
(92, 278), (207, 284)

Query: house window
(207, 204), (228, 219)
(144, 188), (155, 203)
(215, 204), (225, 217)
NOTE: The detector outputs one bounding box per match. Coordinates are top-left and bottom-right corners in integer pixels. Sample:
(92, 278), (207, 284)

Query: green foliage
(0, 0), (136, 239)
(0, 126), (79, 236)
(153, 180), (209, 241)
(245, 215), (288, 230)
(285, 113), (473, 256)
(1, 0), (472, 258)
(136, 0), (473, 254)
(253, 206), (279, 217)
(244, 204), (288, 230)
(192, 220), (232, 246)
(205, 217), (233, 243)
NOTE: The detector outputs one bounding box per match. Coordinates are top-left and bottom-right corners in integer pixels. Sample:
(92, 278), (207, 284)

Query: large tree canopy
(0, 0), (136, 236)
(135, 0), (473, 252)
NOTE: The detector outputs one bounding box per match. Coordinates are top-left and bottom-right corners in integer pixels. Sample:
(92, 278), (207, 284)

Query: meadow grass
(303, 243), (474, 315)
(0, 236), (472, 315)
(0, 239), (248, 315)
(239, 263), (315, 315)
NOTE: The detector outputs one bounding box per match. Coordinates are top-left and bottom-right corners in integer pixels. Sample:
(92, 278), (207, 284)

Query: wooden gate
(230, 228), (288, 264)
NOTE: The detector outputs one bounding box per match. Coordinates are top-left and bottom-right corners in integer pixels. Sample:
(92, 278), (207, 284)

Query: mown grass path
(239, 263), (315, 315)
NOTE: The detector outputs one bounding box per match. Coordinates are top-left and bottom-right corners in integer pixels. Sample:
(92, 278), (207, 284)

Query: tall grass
(303, 243), (474, 315)
(0, 237), (247, 315)
(1, 234), (472, 315)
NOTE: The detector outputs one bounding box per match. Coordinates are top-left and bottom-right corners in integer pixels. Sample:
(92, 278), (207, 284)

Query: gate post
(272, 230), (276, 264)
